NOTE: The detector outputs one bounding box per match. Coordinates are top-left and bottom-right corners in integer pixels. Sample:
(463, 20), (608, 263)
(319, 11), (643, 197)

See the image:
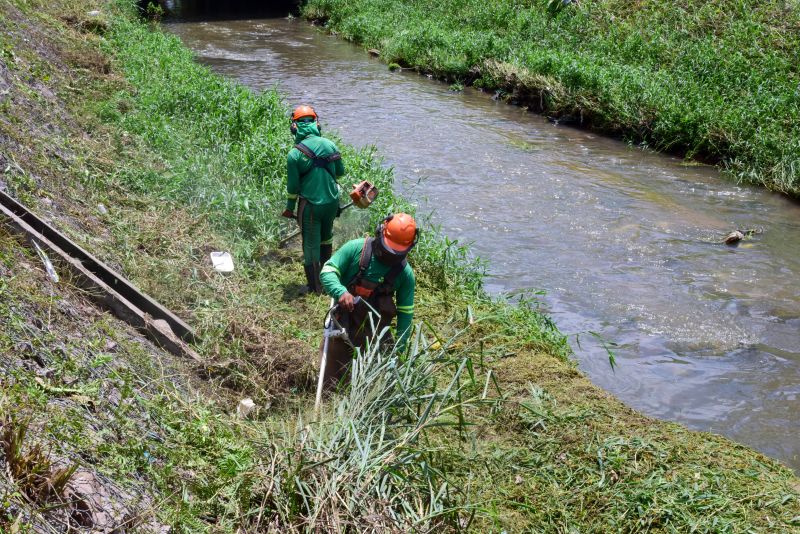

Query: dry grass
(0, 417), (77, 504)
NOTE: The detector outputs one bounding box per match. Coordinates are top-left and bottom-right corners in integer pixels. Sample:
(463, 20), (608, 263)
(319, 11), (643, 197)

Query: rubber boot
(300, 263), (322, 295)
(320, 244), (332, 266)
(300, 264), (317, 295)
(311, 262), (322, 294)
(319, 244), (332, 291)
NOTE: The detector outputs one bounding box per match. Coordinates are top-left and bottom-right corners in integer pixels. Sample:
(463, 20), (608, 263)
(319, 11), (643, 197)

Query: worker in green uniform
(319, 213), (418, 385)
(282, 105), (346, 294)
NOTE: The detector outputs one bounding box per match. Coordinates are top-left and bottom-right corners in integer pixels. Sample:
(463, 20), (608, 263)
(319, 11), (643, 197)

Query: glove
(281, 209), (296, 219)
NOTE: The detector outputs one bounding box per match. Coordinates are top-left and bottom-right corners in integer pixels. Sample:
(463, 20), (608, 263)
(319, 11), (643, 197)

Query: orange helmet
(291, 105), (318, 121)
(381, 213), (418, 252)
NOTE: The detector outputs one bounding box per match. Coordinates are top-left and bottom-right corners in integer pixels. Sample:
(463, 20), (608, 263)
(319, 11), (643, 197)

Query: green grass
(303, 0), (800, 195)
(100, 13), (484, 295)
(0, 0), (799, 530)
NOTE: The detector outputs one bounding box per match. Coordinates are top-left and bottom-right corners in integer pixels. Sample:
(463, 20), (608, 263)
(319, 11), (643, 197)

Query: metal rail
(0, 190), (200, 361)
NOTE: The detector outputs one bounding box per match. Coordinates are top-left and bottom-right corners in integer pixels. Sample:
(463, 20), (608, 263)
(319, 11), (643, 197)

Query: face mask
(290, 119), (320, 136)
(372, 236), (407, 267)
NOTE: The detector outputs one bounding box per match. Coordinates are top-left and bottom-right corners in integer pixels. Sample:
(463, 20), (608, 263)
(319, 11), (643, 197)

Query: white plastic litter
(87, 10), (101, 16)
(210, 251), (234, 273)
(237, 398), (256, 419)
(32, 240), (59, 283)
(97, 203), (108, 215)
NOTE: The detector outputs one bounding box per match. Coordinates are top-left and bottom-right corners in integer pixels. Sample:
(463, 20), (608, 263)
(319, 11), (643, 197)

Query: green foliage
(303, 0), (800, 195)
(144, 1), (163, 21)
(102, 14), (483, 290)
(260, 329), (479, 529)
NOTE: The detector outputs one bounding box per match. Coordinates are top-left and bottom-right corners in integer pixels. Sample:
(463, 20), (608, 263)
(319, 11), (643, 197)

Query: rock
(97, 203), (108, 215)
(724, 230), (745, 245)
(107, 387), (121, 407)
(64, 471), (121, 530)
(367, 48), (380, 57)
(151, 319), (172, 335)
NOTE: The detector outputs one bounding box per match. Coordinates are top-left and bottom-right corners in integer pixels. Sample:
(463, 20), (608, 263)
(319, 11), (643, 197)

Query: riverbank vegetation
(303, 0), (800, 196)
(0, 0), (798, 530)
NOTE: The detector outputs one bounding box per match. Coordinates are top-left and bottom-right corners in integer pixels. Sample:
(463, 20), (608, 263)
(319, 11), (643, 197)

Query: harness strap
(349, 237), (406, 295)
(381, 259), (408, 293)
(295, 143), (342, 178)
(348, 237), (373, 288)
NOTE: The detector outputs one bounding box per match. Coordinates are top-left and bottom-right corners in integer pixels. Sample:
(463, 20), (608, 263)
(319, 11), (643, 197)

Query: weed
(144, 2), (163, 22)
(0, 416), (77, 504)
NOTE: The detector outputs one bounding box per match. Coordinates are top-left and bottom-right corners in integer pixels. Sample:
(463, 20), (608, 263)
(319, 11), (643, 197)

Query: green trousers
(299, 199), (338, 266)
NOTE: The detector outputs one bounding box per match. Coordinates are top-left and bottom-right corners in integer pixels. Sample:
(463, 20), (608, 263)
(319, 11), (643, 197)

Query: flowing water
(165, 16), (800, 470)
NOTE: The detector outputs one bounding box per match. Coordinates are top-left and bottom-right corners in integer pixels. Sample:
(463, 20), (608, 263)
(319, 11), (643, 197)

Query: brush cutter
(314, 296), (362, 413)
(278, 181), (379, 247)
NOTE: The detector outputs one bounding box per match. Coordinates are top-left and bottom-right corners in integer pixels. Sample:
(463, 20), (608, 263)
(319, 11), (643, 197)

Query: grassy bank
(0, 0), (799, 530)
(303, 0), (800, 196)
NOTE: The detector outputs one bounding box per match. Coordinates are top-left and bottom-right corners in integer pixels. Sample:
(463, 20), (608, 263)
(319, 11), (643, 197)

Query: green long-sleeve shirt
(321, 238), (415, 349)
(286, 121), (345, 211)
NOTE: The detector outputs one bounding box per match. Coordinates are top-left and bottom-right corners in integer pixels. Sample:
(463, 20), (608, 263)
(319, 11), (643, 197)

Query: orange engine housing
(349, 181), (379, 209)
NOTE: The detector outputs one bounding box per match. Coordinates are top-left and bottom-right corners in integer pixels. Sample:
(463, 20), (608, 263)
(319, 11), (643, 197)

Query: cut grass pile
(0, 0), (798, 530)
(303, 0), (800, 195)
